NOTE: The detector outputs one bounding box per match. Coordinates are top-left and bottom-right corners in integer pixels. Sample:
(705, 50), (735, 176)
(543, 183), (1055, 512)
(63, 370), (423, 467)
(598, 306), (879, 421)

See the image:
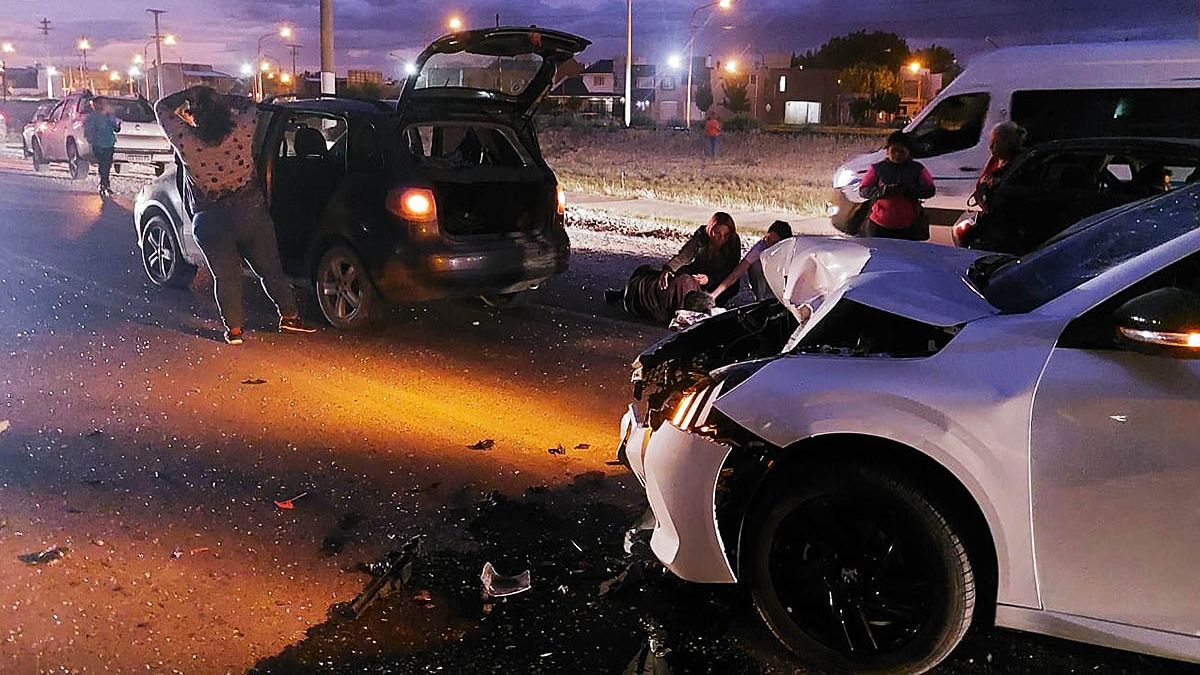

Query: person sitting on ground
(605, 212), (741, 324)
(858, 131), (936, 239)
(708, 220), (793, 303)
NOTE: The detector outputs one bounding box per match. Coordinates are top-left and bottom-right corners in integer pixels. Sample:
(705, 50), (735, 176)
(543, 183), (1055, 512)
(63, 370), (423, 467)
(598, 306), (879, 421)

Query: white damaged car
(617, 184), (1200, 673)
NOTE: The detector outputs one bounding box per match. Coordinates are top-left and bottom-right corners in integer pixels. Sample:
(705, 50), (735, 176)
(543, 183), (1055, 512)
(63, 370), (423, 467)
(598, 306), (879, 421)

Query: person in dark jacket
(155, 86), (315, 345)
(710, 220), (793, 302)
(858, 131), (935, 239)
(84, 99), (121, 198)
(605, 212), (741, 323)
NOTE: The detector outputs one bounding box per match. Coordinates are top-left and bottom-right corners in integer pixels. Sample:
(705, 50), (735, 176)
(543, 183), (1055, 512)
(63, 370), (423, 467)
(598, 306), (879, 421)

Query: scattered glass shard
(480, 562), (532, 599)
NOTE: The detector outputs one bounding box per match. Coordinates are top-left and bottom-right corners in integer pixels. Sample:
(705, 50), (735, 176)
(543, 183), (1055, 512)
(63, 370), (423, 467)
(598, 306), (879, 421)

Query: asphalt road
(0, 161), (1193, 674)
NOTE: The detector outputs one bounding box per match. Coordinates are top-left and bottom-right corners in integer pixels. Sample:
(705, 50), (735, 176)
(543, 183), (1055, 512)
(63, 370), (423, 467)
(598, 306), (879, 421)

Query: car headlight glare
(833, 168), (857, 189)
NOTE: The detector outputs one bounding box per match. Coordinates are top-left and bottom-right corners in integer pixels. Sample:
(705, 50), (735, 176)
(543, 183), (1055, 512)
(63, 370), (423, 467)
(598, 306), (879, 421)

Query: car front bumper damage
(619, 405), (737, 584)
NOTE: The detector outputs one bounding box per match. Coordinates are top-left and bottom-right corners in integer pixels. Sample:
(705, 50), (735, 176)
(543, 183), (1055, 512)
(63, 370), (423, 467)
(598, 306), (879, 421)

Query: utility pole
(148, 8), (166, 100)
(38, 18), (53, 97)
(286, 44), (301, 80)
(320, 0), (334, 94)
(624, 0), (632, 127)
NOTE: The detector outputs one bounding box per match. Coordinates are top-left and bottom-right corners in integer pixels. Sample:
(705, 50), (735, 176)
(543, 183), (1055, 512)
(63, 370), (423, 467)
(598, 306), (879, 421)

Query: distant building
(898, 65), (943, 119)
(746, 64), (842, 126)
(347, 69), (384, 87)
(547, 59), (621, 116)
(149, 63), (239, 97)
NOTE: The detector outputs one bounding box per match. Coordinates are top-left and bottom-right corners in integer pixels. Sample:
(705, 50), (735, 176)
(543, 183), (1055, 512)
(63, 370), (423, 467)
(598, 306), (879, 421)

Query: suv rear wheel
(31, 139), (48, 173)
(743, 463), (975, 674)
(315, 244), (378, 330)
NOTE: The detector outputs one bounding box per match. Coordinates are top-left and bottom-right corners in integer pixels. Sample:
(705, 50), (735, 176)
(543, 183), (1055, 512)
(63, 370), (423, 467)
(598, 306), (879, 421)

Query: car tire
(67, 140), (90, 181)
(315, 244), (378, 330)
(480, 292), (525, 309)
(154, 163), (166, 177)
(31, 139), (48, 173)
(140, 211), (197, 288)
(743, 462), (975, 675)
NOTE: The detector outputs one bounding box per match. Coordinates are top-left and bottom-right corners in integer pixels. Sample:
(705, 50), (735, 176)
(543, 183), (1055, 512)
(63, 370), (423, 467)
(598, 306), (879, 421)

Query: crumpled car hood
(759, 237), (998, 349)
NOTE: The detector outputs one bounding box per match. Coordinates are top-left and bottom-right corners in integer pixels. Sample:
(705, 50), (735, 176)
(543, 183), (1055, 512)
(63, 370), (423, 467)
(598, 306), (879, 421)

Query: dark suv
(133, 27), (588, 329)
(954, 137), (1200, 254)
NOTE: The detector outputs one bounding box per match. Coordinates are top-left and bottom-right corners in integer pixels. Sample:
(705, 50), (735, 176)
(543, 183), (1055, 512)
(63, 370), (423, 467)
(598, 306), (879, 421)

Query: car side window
(1059, 252), (1200, 350)
(278, 113), (347, 169)
(48, 102), (65, 122)
(906, 92), (990, 158)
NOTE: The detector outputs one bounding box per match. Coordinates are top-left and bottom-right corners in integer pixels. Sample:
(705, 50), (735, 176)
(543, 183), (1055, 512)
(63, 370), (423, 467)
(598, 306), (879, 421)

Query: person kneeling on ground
(709, 220), (793, 303)
(155, 85), (316, 345)
(605, 212), (741, 324)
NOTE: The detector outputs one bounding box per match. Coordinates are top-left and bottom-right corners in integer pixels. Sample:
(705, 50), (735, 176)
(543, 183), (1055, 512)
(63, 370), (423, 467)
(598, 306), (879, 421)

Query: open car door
(396, 27), (590, 120)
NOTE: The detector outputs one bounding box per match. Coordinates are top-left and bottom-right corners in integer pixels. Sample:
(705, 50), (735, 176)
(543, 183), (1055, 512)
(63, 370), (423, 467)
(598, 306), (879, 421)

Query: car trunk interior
(404, 122), (553, 237)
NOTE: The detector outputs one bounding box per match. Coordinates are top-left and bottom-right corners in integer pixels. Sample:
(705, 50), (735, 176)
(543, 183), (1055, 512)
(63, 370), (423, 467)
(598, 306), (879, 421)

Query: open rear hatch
(397, 27), (591, 120)
(397, 27), (589, 237)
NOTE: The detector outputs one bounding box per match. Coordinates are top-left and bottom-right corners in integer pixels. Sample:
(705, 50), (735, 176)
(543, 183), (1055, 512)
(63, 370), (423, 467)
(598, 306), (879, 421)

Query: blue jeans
(706, 136), (719, 157)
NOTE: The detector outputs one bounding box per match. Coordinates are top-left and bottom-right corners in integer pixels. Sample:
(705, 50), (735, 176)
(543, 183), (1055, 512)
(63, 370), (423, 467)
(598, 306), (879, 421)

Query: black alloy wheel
(31, 139), (48, 173)
(67, 140), (90, 181)
(140, 212), (196, 288)
(316, 244), (378, 330)
(744, 463), (975, 674)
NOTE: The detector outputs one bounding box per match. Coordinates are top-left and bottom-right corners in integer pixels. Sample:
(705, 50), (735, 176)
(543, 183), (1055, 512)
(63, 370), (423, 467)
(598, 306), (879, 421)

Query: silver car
(618, 185), (1200, 673)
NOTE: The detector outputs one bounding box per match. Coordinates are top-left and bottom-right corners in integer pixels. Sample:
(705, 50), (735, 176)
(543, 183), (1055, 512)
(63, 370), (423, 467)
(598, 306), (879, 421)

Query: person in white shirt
(709, 220), (793, 302)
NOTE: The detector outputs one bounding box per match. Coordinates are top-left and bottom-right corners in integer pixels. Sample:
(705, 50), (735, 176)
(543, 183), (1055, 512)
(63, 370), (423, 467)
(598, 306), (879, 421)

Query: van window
(1012, 89), (1200, 145)
(907, 92), (990, 158)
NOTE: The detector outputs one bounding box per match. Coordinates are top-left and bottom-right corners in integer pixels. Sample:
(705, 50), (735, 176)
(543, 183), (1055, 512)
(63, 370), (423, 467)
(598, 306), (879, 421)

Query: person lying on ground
(605, 212), (741, 323)
(709, 220), (793, 303)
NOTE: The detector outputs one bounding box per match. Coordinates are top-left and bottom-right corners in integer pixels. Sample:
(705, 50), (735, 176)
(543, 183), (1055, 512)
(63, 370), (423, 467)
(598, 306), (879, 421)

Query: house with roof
(548, 58), (621, 116)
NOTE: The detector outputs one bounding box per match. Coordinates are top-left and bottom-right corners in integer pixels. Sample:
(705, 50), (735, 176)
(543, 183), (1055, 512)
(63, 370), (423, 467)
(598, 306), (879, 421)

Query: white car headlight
(833, 168), (858, 189)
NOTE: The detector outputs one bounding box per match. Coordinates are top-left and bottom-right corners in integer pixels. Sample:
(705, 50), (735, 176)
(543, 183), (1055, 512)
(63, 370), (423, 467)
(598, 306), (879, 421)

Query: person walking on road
(704, 112), (722, 158)
(605, 212), (741, 323)
(858, 131), (935, 239)
(155, 85), (315, 345)
(84, 99), (120, 198)
(709, 220), (793, 302)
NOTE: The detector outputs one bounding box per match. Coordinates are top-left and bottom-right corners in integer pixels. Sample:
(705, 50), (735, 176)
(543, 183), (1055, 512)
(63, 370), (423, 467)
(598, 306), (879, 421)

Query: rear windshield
(403, 123), (529, 168)
(1012, 89), (1200, 144)
(95, 97), (156, 123)
(414, 52), (543, 97)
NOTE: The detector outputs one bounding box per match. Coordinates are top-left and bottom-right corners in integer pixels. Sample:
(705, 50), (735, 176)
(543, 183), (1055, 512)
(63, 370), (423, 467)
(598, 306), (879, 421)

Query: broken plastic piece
(548, 445), (566, 455)
(241, 378), (267, 385)
(468, 438), (495, 450)
(19, 545), (68, 566)
(274, 491), (308, 510)
(480, 562), (532, 599)
(574, 443), (591, 450)
(412, 589), (433, 603)
(335, 536), (422, 620)
(0, 420), (9, 435)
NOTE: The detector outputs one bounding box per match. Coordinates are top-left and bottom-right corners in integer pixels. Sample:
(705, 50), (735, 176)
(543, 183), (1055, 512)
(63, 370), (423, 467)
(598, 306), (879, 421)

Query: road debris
(574, 443), (591, 450)
(241, 378), (268, 385)
(480, 562), (532, 599)
(333, 536), (421, 620)
(548, 444), (567, 455)
(468, 438), (495, 451)
(0, 420), (9, 435)
(19, 545), (69, 566)
(273, 491), (309, 510)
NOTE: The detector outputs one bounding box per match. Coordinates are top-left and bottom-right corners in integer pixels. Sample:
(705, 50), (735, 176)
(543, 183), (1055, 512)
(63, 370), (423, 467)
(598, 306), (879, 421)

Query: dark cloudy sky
(1, 0), (1195, 77)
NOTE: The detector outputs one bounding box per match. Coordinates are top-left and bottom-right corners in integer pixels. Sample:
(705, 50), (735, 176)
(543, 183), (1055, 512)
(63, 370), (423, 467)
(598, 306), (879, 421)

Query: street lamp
(724, 58), (738, 74)
(256, 25), (293, 101)
(908, 61), (922, 74)
(78, 36), (91, 89)
(240, 62), (254, 77)
(447, 15), (464, 31)
(685, 0), (733, 127)
(667, 53), (683, 70)
(1, 42), (13, 102)
(164, 34), (177, 46)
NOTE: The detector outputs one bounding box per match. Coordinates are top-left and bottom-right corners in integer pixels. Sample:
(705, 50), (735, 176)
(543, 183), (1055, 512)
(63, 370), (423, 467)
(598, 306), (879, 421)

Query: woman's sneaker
(279, 317), (316, 333)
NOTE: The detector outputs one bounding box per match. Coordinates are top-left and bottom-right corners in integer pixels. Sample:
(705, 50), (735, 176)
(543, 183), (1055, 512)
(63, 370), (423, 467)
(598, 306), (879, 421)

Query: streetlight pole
(148, 9), (166, 100)
(320, 0), (334, 94)
(685, 0), (731, 128)
(286, 44), (301, 91)
(624, 0), (632, 127)
(1, 43), (13, 102)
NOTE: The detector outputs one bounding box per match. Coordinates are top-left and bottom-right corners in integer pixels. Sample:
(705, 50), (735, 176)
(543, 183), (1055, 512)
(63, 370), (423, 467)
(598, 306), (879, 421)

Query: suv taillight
(387, 187), (439, 239)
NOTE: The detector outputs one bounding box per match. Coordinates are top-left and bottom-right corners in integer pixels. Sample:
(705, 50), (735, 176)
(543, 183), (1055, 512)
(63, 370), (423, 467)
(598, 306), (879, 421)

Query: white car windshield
(981, 183), (1200, 313)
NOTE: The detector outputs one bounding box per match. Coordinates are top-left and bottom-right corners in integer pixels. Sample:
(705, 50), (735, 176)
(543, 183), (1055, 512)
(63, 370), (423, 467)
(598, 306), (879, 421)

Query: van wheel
(315, 245), (378, 330)
(31, 139), (48, 173)
(743, 463), (975, 675)
(141, 211), (197, 288)
(67, 141), (90, 180)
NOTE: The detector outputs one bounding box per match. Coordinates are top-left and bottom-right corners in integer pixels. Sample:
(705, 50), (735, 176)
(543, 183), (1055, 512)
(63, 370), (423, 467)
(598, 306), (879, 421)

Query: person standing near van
(858, 131), (935, 239)
(155, 85), (315, 345)
(84, 99), (121, 198)
(704, 112), (722, 158)
(972, 121), (1026, 210)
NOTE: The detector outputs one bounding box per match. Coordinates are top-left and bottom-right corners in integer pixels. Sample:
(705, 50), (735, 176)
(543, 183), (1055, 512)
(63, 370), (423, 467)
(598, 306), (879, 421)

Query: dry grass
(541, 127), (881, 216)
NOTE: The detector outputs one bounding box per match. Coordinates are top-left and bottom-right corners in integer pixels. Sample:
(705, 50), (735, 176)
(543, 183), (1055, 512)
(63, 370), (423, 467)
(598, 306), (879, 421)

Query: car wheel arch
(737, 432), (1000, 627)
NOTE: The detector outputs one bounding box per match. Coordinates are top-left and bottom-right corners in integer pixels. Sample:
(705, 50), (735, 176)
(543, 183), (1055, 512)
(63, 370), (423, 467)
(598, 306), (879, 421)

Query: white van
(828, 40), (1200, 242)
